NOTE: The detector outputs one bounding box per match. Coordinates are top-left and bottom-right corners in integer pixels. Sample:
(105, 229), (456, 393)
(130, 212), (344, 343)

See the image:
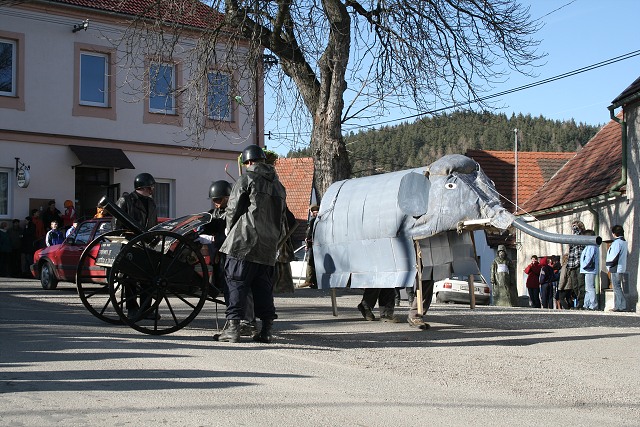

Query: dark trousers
(575, 272), (586, 309)
(305, 248), (317, 288)
(361, 288), (395, 315)
(540, 282), (554, 308)
(224, 256), (275, 321)
(409, 280), (435, 318)
(528, 287), (541, 308)
(559, 289), (574, 309)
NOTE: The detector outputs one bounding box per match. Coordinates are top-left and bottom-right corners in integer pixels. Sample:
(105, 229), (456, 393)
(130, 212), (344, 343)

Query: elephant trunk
(512, 218), (602, 246)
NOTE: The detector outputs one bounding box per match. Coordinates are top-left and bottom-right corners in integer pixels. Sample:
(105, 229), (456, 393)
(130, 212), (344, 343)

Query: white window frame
(79, 52), (109, 107)
(207, 71), (232, 121)
(154, 179), (175, 219)
(0, 38), (16, 97)
(149, 62), (176, 114)
(0, 169), (11, 218)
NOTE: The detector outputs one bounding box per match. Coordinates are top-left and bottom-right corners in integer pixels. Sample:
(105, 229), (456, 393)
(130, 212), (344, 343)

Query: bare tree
(212, 0), (543, 195)
(12, 0), (542, 195)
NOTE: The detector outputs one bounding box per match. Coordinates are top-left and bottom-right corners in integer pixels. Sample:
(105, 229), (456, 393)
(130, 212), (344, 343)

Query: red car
(31, 218), (113, 289)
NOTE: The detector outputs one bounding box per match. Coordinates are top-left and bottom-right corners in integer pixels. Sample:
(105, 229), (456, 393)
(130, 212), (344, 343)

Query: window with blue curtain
(149, 63), (175, 114)
(0, 39), (16, 96)
(80, 52), (108, 106)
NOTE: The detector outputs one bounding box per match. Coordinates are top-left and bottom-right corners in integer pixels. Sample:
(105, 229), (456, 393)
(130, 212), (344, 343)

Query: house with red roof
(515, 78), (638, 310)
(1, 0), (262, 222)
(274, 157), (317, 247)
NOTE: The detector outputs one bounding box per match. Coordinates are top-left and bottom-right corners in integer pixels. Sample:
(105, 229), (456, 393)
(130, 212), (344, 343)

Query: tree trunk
(309, 0), (351, 196)
(311, 115), (351, 196)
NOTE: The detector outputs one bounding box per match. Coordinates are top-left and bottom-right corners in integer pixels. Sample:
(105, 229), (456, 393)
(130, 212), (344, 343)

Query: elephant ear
(428, 154), (477, 176)
(398, 172), (430, 216)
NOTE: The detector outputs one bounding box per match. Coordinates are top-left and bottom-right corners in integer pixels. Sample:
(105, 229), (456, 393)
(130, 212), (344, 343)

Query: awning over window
(69, 145), (135, 170)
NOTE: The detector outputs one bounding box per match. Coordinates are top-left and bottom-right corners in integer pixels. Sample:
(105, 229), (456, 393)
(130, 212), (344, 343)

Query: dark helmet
(134, 173), (156, 189)
(209, 180), (232, 199)
(241, 144), (266, 164)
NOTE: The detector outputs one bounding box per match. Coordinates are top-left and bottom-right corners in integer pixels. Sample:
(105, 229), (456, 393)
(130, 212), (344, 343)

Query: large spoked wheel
(109, 230), (209, 335)
(76, 230), (127, 324)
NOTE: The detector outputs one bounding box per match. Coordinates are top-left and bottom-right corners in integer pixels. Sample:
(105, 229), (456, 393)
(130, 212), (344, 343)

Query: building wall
(1, 7), (257, 145)
(473, 230), (493, 288)
(1, 4), (262, 221)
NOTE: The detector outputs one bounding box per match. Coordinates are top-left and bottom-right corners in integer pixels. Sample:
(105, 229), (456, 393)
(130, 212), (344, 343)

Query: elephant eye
(445, 182), (457, 190)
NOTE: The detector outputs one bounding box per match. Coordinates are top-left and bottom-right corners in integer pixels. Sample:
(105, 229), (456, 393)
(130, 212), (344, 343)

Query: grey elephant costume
(311, 154), (601, 326)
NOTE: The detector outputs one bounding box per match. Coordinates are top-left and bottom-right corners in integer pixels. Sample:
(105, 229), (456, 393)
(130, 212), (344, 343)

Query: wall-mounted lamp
(15, 157), (31, 188)
(72, 19), (89, 33)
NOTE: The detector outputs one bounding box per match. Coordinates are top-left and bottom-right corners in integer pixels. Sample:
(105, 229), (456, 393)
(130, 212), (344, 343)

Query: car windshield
(74, 222), (96, 245)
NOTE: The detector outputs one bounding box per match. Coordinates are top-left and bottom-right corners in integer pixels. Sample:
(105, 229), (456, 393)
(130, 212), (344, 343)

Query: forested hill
(288, 111), (602, 177)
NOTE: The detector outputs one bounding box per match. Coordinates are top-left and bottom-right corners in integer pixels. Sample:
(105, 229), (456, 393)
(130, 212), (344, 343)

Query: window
(154, 181), (174, 218)
(207, 71), (231, 121)
(74, 43), (115, 120)
(80, 52), (108, 106)
(0, 170), (9, 217)
(149, 63), (175, 114)
(0, 31), (24, 111)
(0, 38), (16, 96)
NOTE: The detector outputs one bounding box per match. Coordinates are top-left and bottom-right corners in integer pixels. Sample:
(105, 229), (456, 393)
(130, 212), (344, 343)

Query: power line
(268, 48), (640, 142)
(342, 49), (640, 132)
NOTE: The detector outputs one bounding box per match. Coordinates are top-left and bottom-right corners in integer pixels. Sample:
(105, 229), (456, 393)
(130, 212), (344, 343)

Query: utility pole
(514, 128), (518, 212)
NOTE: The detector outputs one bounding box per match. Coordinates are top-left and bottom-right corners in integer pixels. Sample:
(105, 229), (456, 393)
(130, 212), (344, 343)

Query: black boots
(216, 319), (272, 343)
(217, 319), (240, 343)
(253, 319), (273, 343)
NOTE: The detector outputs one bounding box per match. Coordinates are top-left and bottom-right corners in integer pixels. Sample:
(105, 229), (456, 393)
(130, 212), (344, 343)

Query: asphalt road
(1, 277), (639, 427)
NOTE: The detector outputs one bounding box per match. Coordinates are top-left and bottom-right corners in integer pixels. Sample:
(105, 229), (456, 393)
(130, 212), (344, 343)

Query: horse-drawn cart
(75, 196), (224, 335)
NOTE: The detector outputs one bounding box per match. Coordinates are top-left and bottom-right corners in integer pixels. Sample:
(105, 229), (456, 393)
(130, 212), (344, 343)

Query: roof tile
(46, 0), (223, 28)
(274, 157), (315, 221)
(466, 149), (575, 212)
(519, 115), (622, 213)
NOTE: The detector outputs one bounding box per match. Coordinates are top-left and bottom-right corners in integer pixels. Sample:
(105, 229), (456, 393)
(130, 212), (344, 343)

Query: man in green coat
(490, 245), (518, 306)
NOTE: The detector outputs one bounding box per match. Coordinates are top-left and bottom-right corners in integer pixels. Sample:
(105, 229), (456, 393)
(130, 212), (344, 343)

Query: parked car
(31, 218), (113, 289)
(290, 245), (309, 286)
(433, 275), (491, 305)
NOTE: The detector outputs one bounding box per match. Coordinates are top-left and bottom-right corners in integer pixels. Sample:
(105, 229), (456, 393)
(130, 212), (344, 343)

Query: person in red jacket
(524, 255), (542, 308)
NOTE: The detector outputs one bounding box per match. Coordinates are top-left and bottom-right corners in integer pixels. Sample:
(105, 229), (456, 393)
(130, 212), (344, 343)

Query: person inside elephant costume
(490, 245), (518, 306)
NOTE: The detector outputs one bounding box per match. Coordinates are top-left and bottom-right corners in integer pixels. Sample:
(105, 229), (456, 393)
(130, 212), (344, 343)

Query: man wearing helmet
(116, 172), (159, 319)
(200, 180), (259, 339)
(116, 173), (158, 232)
(217, 144), (287, 343)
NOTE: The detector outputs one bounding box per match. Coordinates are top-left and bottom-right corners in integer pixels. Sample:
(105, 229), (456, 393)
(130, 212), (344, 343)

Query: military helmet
(209, 180), (232, 199)
(134, 173), (156, 189)
(241, 144), (266, 164)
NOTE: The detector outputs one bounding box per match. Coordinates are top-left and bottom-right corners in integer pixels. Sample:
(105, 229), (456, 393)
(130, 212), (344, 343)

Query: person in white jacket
(580, 230), (599, 310)
(605, 225), (628, 312)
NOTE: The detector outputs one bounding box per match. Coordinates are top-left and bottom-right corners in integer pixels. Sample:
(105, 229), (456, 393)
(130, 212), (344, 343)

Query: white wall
(1, 4), (260, 221)
(1, 7), (257, 149)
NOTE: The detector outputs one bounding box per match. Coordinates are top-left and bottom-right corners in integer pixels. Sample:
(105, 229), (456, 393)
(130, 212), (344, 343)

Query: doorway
(75, 167), (119, 220)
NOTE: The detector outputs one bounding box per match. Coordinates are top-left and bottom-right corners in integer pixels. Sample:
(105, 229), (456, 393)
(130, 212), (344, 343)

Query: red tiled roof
(45, 0), (223, 29)
(275, 157), (315, 221)
(519, 114), (623, 213)
(466, 149), (575, 212)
